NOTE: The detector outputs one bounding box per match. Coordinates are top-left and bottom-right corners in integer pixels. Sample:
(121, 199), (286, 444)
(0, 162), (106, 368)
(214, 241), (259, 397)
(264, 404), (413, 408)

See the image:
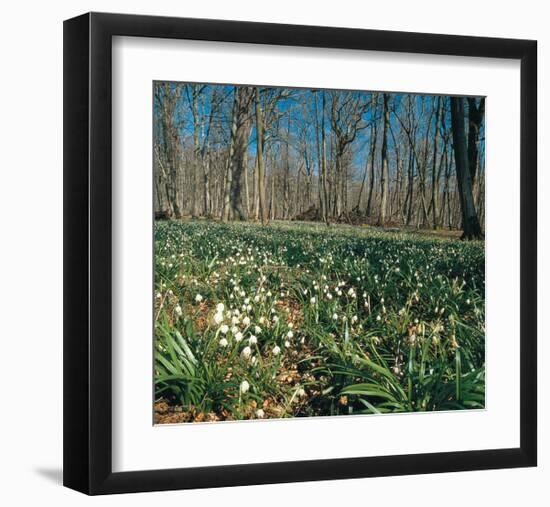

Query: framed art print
(63, 12), (537, 495)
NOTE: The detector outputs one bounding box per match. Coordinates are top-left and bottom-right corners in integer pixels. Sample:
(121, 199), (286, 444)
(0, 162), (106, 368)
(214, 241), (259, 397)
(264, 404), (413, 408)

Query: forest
(153, 82), (485, 239)
(153, 82), (485, 424)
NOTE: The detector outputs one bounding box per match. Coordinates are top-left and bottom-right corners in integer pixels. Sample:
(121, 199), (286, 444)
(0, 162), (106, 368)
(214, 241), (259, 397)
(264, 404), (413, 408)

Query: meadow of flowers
(154, 221), (485, 424)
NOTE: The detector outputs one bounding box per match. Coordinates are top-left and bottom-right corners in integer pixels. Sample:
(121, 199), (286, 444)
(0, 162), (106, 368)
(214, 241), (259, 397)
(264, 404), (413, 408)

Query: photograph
(152, 81), (486, 424)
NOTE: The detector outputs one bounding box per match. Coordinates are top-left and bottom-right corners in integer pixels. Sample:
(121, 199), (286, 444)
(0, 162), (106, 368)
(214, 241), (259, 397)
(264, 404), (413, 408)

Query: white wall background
(0, 0), (546, 504)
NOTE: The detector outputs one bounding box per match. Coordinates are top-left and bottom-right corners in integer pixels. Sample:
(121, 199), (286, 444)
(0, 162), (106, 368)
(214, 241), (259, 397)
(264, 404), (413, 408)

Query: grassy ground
(154, 220), (485, 424)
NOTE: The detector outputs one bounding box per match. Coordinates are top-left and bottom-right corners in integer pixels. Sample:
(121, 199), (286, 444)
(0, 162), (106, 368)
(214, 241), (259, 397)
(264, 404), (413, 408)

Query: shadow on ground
(35, 467), (63, 485)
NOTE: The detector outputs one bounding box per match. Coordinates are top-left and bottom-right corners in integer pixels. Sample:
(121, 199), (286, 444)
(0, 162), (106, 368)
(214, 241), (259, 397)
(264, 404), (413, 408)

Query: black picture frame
(63, 12), (537, 495)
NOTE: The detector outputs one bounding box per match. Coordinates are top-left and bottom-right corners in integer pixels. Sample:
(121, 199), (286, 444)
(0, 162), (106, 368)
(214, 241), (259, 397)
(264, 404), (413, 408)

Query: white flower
(240, 380), (250, 394)
(310, 297), (316, 304)
(272, 345), (281, 356)
(220, 324), (229, 334)
(376, 315), (381, 321)
(241, 346), (252, 359)
(235, 331), (243, 342)
(249, 335), (258, 345)
(242, 316), (251, 326)
(219, 338), (228, 347)
(174, 305), (183, 317)
(213, 312), (224, 324)
(272, 315), (279, 323)
(332, 313), (338, 320)
(351, 315), (358, 323)
(296, 387), (306, 397)
(254, 325), (262, 334)
(255, 409), (265, 418)
(327, 293), (333, 300)
(288, 322), (294, 329)
(195, 294), (203, 303)
(287, 330), (294, 339)
(216, 303), (225, 312)
(285, 340), (291, 347)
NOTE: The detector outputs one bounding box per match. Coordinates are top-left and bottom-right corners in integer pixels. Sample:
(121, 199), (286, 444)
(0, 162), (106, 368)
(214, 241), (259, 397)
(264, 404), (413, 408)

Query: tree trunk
(450, 97), (483, 239)
(254, 87), (268, 225)
(430, 96), (442, 229)
(378, 94), (390, 226)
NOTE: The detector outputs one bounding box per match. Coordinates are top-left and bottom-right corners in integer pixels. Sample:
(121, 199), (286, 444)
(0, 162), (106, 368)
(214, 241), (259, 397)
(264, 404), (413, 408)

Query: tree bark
(378, 94), (390, 226)
(450, 97), (483, 239)
(254, 87), (268, 225)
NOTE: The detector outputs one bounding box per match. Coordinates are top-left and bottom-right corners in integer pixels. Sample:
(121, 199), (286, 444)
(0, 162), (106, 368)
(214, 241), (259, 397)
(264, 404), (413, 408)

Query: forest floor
(154, 220), (485, 424)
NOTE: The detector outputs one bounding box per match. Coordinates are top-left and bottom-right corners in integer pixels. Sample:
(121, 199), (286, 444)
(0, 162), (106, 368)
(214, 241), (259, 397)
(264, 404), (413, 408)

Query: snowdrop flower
(272, 345), (281, 356)
(219, 338), (228, 348)
(174, 305), (183, 317)
(249, 335), (258, 345)
(216, 303), (225, 313)
(332, 313), (338, 321)
(155, 292), (162, 299)
(351, 315), (358, 323)
(376, 315), (381, 321)
(296, 387), (306, 398)
(241, 346), (252, 359)
(287, 330), (294, 339)
(255, 409), (265, 418)
(220, 324), (229, 334)
(195, 294), (203, 303)
(232, 316), (240, 325)
(272, 315), (279, 323)
(310, 297), (316, 304)
(254, 326), (262, 334)
(242, 316), (251, 326)
(240, 380), (250, 394)
(235, 331), (243, 342)
(288, 322), (294, 329)
(285, 340), (291, 348)
(213, 312), (224, 324)
(259, 316), (266, 324)
(327, 293), (333, 300)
